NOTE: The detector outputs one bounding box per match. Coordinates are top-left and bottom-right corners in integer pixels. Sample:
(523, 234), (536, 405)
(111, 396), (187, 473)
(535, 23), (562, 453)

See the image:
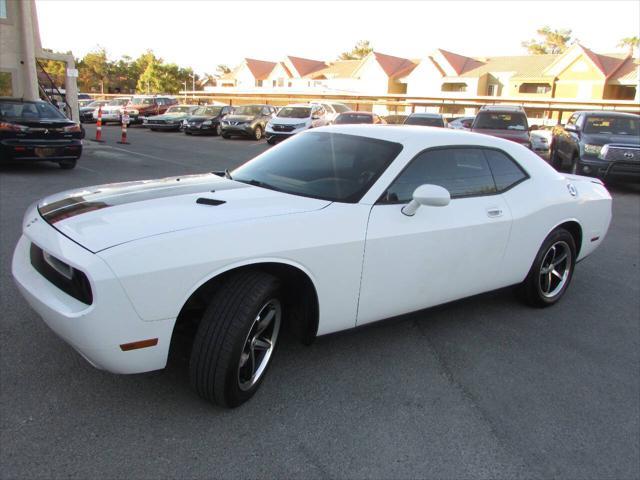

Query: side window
(261, 106), (271, 115)
(383, 148), (497, 202)
(156, 98), (164, 106)
(483, 149), (528, 191)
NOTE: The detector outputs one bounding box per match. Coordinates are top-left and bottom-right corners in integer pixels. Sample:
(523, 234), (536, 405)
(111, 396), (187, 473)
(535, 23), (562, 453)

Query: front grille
(272, 124), (295, 132)
(602, 145), (640, 162)
(30, 244), (93, 305)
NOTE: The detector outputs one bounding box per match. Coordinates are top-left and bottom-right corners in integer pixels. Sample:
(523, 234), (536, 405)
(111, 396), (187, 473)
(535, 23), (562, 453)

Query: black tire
(185, 131), (192, 135)
(58, 159), (77, 170)
(253, 125), (263, 141)
(221, 132), (231, 139)
(267, 137), (276, 145)
(190, 270), (282, 408)
(519, 228), (576, 308)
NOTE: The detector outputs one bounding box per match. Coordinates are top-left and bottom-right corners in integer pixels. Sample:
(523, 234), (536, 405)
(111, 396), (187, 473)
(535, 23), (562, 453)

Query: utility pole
(183, 80), (187, 102)
(189, 72), (196, 99)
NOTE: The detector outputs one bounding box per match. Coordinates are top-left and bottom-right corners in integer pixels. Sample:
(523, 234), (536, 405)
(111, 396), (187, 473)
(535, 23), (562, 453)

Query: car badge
(567, 184), (578, 197)
(26, 217), (38, 228)
(624, 152), (634, 159)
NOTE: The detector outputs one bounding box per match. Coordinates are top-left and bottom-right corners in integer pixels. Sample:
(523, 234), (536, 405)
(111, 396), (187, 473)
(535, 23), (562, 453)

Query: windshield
(194, 106), (223, 116)
(277, 107), (312, 119)
(233, 105), (263, 116)
(474, 112), (528, 131)
(583, 116), (640, 135)
(108, 98), (130, 106)
(87, 101), (107, 108)
(129, 97), (154, 105)
(166, 106), (194, 114)
(231, 132), (402, 202)
(0, 101), (67, 122)
(332, 104), (351, 113)
(335, 113), (373, 124)
(404, 116), (444, 127)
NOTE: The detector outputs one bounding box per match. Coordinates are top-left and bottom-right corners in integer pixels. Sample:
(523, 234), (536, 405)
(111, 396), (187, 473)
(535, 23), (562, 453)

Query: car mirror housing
(401, 184), (451, 216)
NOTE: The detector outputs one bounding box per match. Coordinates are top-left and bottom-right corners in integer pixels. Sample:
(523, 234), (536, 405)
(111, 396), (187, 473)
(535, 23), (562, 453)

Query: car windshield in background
(231, 132), (402, 203)
(195, 106), (223, 116)
(130, 98), (154, 105)
(0, 101), (67, 122)
(405, 116), (443, 127)
(166, 106), (194, 113)
(277, 107), (311, 118)
(87, 101), (107, 108)
(108, 98), (130, 106)
(474, 113), (527, 130)
(583, 116), (640, 135)
(335, 114), (373, 124)
(332, 104), (351, 113)
(233, 106), (263, 116)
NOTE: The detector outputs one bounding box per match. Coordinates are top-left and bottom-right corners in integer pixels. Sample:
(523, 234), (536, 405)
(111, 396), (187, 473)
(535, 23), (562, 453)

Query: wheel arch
(171, 259), (320, 352)
(548, 219), (583, 257)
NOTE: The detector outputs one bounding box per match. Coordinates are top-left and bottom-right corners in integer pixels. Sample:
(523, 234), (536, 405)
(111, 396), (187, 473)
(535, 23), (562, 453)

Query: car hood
(186, 115), (216, 122)
(271, 117), (311, 126)
(224, 115), (256, 123)
(472, 128), (530, 144)
(147, 113), (189, 121)
(37, 173), (331, 252)
(581, 133), (640, 146)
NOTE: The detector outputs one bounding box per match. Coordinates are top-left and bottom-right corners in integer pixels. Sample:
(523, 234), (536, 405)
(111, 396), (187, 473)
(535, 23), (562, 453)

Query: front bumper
(265, 125), (306, 140)
(184, 122), (216, 133)
(144, 122), (182, 130)
(221, 124), (254, 136)
(1, 139), (82, 161)
(96, 112), (121, 122)
(579, 156), (640, 181)
(11, 211), (174, 374)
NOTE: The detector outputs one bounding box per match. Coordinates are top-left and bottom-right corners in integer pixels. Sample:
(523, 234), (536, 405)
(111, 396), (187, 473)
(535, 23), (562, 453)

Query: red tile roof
(437, 49), (485, 75)
(373, 52), (417, 78)
(286, 56), (327, 77)
(244, 58), (277, 80)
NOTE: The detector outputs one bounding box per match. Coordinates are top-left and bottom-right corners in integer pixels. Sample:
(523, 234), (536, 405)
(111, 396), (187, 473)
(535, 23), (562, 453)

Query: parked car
(471, 105), (531, 148)
(143, 105), (199, 131)
(220, 104), (277, 140)
(12, 125), (612, 408)
(550, 111), (640, 180)
(1, 98), (82, 169)
(78, 99), (95, 108)
(448, 116), (475, 130)
(125, 96), (178, 124)
(80, 100), (109, 123)
(265, 103), (329, 144)
(529, 125), (552, 152)
(310, 101), (351, 123)
(183, 105), (234, 136)
(93, 97), (131, 124)
(404, 113), (446, 127)
(334, 111), (386, 125)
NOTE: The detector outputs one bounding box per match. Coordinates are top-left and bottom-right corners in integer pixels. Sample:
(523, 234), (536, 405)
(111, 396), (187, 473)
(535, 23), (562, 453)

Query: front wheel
(519, 228), (576, 307)
(253, 125), (263, 141)
(189, 271), (282, 408)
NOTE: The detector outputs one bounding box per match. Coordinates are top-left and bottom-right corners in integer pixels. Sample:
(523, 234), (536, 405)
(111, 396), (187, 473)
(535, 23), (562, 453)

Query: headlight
(598, 145), (609, 160)
(202, 120), (212, 126)
(584, 144), (602, 155)
(63, 124), (82, 133)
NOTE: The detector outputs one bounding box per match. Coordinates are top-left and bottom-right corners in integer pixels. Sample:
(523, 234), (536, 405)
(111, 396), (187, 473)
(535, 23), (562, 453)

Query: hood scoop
(196, 198), (226, 206)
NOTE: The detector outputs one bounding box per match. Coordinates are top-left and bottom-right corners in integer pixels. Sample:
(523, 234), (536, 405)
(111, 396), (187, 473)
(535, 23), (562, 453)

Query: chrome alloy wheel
(539, 241), (571, 298)
(238, 299), (281, 391)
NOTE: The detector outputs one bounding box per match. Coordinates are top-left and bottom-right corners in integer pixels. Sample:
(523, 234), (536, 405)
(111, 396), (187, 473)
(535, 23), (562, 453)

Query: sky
(36, 0), (640, 75)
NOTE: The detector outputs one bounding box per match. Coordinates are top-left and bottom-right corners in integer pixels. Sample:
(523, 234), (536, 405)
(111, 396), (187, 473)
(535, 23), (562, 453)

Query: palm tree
(617, 36), (639, 56)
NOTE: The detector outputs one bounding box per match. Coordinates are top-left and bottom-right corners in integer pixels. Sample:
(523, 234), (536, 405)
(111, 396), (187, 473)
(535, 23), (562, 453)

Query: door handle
(486, 208), (503, 218)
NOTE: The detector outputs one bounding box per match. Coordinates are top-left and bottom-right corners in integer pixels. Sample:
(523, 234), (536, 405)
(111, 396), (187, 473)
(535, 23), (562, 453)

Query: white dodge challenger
(12, 125), (612, 407)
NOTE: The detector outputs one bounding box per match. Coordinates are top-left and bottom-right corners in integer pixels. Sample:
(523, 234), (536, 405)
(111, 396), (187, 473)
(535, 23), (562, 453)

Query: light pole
(183, 80), (187, 102)
(189, 72), (196, 99)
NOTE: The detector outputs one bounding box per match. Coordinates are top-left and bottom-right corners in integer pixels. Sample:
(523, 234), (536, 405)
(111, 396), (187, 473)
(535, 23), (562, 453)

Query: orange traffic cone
(91, 106), (104, 143)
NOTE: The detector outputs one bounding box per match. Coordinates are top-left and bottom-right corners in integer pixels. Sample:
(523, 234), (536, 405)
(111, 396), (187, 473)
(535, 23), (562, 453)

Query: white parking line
(106, 145), (194, 167)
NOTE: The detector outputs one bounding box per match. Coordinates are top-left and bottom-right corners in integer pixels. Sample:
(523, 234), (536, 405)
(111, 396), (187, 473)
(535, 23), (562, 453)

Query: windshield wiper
(224, 169), (232, 180)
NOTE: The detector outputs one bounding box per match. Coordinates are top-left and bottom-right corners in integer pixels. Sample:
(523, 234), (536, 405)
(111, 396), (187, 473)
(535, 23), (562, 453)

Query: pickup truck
(550, 111), (640, 180)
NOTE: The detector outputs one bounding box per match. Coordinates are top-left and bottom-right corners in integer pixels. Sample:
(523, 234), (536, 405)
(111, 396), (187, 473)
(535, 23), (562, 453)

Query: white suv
(265, 103), (329, 144)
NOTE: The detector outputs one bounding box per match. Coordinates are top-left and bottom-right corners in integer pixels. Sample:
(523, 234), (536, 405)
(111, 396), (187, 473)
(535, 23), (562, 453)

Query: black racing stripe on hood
(39, 174), (247, 224)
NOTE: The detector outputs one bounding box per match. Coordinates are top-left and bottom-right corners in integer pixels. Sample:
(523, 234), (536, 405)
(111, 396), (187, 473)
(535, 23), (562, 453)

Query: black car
(551, 111), (640, 180)
(183, 105), (234, 136)
(220, 104), (277, 140)
(0, 99), (82, 169)
(79, 100), (109, 123)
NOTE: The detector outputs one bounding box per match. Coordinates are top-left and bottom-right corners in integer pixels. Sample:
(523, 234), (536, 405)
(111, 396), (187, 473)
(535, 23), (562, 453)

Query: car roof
(284, 103), (313, 107)
(408, 113), (443, 118)
(576, 110), (639, 118)
(479, 105), (525, 112)
(339, 111), (374, 116)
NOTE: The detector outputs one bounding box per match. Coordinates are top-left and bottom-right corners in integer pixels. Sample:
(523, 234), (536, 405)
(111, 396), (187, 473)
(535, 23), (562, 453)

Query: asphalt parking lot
(1, 124), (639, 479)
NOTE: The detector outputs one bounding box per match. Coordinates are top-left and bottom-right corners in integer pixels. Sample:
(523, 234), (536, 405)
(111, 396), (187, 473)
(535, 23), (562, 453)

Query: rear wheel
(189, 271), (282, 408)
(58, 159), (77, 170)
(253, 125), (263, 141)
(519, 228), (576, 307)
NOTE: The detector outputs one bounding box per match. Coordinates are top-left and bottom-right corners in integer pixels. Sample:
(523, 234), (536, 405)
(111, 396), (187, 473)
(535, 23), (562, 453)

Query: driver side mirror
(401, 184), (451, 216)
(565, 124), (579, 132)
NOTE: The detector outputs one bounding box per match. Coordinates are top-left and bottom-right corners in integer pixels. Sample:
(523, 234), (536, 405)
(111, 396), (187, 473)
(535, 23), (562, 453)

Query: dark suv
(220, 104), (277, 140)
(471, 105), (531, 148)
(1, 98), (82, 169)
(125, 96), (178, 123)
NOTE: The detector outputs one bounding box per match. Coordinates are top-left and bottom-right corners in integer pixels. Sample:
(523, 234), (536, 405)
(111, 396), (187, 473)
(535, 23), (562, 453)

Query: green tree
(216, 64), (231, 75)
(617, 36), (639, 55)
(137, 61), (197, 94)
(77, 47), (111, 93)
(522, 27), (573, 54)
(338, 40), (373, 60)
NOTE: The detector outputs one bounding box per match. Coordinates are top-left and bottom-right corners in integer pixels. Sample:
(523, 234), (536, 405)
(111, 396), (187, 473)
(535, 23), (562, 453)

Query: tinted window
(332, 104), (350, 113)
(483, 149), (527, 191)
(335, 113), (373, 124)
(404, 116), (444, 127)
(277, 107), (311, 118)
(383, 148), (496, 202)
(0, 100), (66, 122)
(583, 116), (639, 135)
(474, 112), (528, 131)
(232, 132), (402, 203)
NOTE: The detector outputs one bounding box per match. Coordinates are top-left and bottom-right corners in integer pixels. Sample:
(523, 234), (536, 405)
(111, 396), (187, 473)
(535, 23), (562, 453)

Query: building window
(519, 83), (551, 94)
(272, 80), (276, 87)
(487, 84), (498, 96)
(0, 0), (7, 19)
(441, 83), (467, 92)
(255, 79), (263, 87)
(277, 78), (284, 87)
(0, 71), (13, 96)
